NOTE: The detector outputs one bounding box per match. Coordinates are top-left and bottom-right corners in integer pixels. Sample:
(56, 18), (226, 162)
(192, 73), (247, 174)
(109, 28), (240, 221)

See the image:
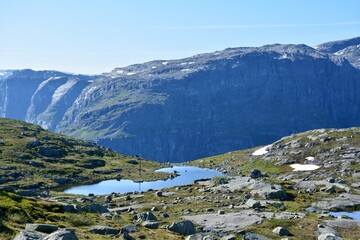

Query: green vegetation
(0, 118), (168, 190)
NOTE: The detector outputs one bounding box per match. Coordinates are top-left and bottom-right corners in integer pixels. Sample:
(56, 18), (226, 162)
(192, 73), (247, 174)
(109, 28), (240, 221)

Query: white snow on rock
(51, 79), (77, 105)
(305, 156), (315, 161)
(116, 70), (124, 74)
(290, 164), (320, 171)
(252, 145), (272, 156)
(127, 72), (136, 76)
(162, 61), (168, 65)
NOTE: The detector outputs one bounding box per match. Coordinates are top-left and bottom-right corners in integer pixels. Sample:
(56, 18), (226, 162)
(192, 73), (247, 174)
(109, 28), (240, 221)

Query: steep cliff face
(0, 70), (92, 130)
(57, 44), (360, 162)
(1, 38), (360, 162)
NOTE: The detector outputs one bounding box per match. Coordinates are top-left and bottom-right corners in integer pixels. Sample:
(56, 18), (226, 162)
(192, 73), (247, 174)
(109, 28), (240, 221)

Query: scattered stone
(141, 221), (159, 229)
(168, 220), (196, 236)
(221, 234), (236, 240)
(90, 226), (118, 235)
(112, 213), (121, 220)
(104, 195), (112, 202)
(136, 212), (158, 222)
(272, 227), (292, 236)
(242, 232), (273, 240)
(318, 233), (342, 240)
(155, 191), (163, 197)
(101, 212), (112, 220)
(249, 169), (262, 179)
(121, 224), (139, 233)
(121, 232), (136, 240)
(14, 231), (45, 240)
(25, 224), (58, 234)
(43, 229), (79, 240)
(218, 210), (225, 215)
(246, 199), (261, 209)
(185, 233), (205, 240)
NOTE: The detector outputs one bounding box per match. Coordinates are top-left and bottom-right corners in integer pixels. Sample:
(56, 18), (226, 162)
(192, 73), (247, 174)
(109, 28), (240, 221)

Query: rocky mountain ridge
(1, 36), (360, 162)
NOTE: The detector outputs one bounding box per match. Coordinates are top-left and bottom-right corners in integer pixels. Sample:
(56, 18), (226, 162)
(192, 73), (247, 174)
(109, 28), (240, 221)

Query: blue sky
(1, 0), (359, 74)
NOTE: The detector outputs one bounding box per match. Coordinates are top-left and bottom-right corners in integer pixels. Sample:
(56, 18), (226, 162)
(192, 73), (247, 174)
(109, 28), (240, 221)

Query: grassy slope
(0, 118), (167, 190)
(0, 123), (359, 239)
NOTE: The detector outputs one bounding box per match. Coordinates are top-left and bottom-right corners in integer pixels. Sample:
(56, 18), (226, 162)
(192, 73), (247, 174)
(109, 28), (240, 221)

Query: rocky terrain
(0, 36), (360, 162)
(0, 123), (358, 239)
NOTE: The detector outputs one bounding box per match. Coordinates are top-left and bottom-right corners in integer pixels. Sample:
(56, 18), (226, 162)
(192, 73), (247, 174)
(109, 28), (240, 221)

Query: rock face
(1, 37), (360, 162)
(43, 229), (79, 240)
(168, 220), (196, 236)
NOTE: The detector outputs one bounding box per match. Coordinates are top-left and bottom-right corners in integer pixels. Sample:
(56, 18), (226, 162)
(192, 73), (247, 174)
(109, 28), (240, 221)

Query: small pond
(64, 166), (223, 195)
(328, 211), (360, 220)
(306, 207), (360, 220)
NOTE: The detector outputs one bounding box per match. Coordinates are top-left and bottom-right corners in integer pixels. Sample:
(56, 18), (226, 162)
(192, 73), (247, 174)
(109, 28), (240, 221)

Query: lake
(64, 166), (223, 195)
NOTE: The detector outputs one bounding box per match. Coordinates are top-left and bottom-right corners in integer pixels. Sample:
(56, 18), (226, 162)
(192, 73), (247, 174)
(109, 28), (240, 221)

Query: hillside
(0, 37), (360, 162)
(0, 118), (166, 191)
(0, 127), (358, 239)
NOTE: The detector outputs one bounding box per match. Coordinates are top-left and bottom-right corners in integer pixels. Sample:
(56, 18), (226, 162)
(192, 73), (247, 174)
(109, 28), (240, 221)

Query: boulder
(185, 234), (205, 240)
(318, 233), (342, 240)
(38, 146), (66, 158)
(136, 212), (157, 222)
(141, 221), (159, 229)
(25, 224), (58, 234)
(27, 138), (40, 147)
(90, 226), (118, 235)
(15, 189), (45, 197)
(14, 231), (45, 240)
(251, 184), (287, 200)
(272, 227), (292, 236)
(83, 203), (109, 213)
(43, 229), (79, 240)
(121, 224), (139, 233)
(80, 159), (106, 169)
(168, 220), (196, 236)
(249, 169), (262, 179)
(243, 232), (273, 240)
(312, 193), (360, 211)
(221, 234), (236, 240)
(121, 232), (136, 240)
(245, 199), (261, 208)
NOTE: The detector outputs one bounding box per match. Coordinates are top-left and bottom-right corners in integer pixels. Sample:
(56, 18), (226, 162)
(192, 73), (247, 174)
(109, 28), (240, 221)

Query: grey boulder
(43, 229), (78, 240)
(168, 220), (196, 236)
(90, 226), (118, 235)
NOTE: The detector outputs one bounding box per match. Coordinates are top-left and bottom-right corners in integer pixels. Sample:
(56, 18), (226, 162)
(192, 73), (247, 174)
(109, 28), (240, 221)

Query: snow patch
(181, 69), (190, 72)
(252, 145), (272, 156)
(51, 80), (77, 105)
(305, 156), (315, 161)
(290, 164), (320, 171)
(162, 62), (168, 65)
(116, 70), (124, 74)
(127, 72), (136, 76)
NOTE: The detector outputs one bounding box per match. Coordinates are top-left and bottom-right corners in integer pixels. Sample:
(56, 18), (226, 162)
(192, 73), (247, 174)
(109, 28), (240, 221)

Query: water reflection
(65, 166), (223, 195)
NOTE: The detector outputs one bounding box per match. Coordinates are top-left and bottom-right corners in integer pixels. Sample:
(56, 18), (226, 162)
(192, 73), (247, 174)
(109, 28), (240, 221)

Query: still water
(64, 166), (223, 195)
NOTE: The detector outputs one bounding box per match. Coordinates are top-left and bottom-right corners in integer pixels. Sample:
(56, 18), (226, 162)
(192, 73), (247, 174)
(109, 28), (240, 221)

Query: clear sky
(1, 0), (359, 74)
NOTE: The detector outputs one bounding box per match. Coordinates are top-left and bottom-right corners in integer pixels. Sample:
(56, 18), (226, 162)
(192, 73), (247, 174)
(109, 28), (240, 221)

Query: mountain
(316, 36), (360, 68)
(1, 37), (360, 162)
